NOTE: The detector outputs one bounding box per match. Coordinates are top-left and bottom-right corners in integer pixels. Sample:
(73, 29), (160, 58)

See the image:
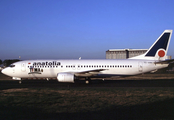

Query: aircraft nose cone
(1, 68), (9, 76)
(2, 68), (6, 74)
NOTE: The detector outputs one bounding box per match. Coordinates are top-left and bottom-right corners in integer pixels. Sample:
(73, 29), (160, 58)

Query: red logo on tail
(158, 50), (165, 57)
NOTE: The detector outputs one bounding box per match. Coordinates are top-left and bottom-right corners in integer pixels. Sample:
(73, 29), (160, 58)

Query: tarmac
(1, 72), (174, 120)
(1, 71), (174, 89)
(1, 78), (174, 90)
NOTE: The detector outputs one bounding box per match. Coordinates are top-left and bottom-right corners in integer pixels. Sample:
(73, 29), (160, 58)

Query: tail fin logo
(129, 30), (172, 60)
(145, 32), (171, 57)
(158, 49), (165, 57)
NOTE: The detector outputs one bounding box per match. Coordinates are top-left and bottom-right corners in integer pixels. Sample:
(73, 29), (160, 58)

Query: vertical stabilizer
(130, 30), (172, 60)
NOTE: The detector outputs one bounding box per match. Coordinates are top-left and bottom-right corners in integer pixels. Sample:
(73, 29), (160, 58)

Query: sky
(0, 0), (174, 60)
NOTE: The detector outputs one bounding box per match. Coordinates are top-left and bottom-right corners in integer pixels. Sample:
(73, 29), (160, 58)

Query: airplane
(1, 30), (174, 84)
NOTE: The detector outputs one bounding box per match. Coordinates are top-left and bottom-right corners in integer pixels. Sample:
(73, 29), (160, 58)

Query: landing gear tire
(19, 80), (22, 84)
(85, 80), (90, 84)
(85, 77), (91, 84)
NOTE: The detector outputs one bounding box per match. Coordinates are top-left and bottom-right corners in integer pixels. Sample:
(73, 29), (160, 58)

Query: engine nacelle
(57, 73), (74, 83)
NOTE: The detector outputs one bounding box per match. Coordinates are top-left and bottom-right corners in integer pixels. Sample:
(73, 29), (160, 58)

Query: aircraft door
(21, 63), (26, 72)
(138, 62), (143, 72)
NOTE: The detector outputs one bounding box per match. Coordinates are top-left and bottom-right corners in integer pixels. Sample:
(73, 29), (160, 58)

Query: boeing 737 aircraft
(2, 30), (174, 84)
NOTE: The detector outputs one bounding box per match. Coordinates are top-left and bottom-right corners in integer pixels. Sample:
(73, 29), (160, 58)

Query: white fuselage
(2, 59), (168, 80)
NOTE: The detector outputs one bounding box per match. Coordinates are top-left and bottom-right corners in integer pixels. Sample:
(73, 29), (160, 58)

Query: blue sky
(0, 0), (174, 60)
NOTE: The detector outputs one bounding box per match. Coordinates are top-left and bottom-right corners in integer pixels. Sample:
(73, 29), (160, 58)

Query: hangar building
(106, 49), (148, 59)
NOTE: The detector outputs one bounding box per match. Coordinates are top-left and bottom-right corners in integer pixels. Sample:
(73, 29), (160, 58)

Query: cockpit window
(9, 64), (15, 67)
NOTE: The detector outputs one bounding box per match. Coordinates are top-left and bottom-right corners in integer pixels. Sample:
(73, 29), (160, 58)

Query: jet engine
(57, 73), (74, 83)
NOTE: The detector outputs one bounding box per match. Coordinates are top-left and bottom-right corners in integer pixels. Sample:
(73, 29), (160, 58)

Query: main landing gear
(19, 80), (22, 84)
(85, 77), (91, 84)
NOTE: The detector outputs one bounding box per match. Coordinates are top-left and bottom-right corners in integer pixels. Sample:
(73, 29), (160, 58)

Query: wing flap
(71, 69), (107, 77)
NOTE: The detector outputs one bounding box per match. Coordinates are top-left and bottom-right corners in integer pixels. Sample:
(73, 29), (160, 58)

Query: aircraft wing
(71, 69), (107, 77)
(155, 59), (174, 64)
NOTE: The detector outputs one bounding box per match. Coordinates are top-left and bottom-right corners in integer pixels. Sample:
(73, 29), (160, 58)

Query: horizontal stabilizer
(155, 59), (174, 64)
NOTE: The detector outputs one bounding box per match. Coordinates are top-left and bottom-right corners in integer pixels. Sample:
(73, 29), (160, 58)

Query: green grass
(0, 87), (174, 119)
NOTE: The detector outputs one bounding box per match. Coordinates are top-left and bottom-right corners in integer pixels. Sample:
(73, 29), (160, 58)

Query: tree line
(0, 59), (20, 67)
